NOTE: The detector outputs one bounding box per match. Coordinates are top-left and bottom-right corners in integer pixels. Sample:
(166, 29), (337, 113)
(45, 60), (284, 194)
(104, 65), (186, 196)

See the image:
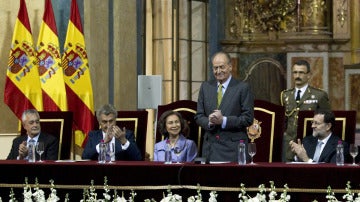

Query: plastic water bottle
(238, 140), (246, 165)
(164, 139), (172, 164)
(336, 140), (344, 166)
(98, 140), (107, 164)
(27, 141), (36, 163)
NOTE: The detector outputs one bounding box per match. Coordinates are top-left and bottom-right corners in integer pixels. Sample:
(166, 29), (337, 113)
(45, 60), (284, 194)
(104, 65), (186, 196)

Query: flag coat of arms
(62, 0), (94, 147)
(4, 0), (43, 119)
(37, 0), (67, 111)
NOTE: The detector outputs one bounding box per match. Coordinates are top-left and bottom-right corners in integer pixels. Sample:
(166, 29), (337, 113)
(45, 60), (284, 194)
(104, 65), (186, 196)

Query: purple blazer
(153, 134), (198, 162)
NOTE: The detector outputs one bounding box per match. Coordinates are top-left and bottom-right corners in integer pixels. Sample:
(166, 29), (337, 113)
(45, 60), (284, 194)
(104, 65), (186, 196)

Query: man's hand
(18, 141), (28, 160)
(209, 110), (223, 125)
(108, 126), (127, 145)
(289, 139), (310, 162)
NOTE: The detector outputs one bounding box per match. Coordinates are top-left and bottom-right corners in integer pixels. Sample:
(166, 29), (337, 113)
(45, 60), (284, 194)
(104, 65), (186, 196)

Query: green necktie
(217, 84), (223, 108)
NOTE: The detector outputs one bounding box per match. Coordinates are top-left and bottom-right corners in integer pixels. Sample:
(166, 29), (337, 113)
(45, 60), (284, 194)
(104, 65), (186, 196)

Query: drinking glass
(349, 144), (358, 166)
(36, 142), (44, 162)
(248, 142), (257, 164)
(107, 142), (115, 163)
(173, 147), (182, 163)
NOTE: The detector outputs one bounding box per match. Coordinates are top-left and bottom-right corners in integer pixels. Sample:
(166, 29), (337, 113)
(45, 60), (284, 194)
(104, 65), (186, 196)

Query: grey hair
(21, 109), (40, 122)
(211, 51), (231, 65)
(96, 104), (118, 121)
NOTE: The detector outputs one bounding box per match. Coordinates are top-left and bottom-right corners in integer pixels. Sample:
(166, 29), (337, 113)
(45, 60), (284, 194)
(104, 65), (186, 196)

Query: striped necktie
(217, 84), (223, 108)
(28, 139), (35, 160)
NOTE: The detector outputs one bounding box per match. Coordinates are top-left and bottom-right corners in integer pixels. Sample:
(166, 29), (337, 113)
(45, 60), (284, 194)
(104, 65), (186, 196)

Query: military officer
(281, 59), (330, 162)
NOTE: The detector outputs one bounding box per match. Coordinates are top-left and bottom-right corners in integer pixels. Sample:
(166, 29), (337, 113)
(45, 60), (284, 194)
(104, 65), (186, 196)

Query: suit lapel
(38, 133), (45, 142)
(319, 135), (337, 161)
(308, 137), (317, 158)
(219, 78), (236, 111)
(209, 81), (218, 110)
(96, 130), (104, 143)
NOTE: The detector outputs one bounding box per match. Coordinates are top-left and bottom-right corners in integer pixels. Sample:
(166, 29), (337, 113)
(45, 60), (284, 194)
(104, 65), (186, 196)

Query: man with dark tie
(195, 51), (254, 162)
(82, 104), (142, 161)
(289, 109), (349, 163)
(7, 109), (59, 160)
(281, 60), (330, 162)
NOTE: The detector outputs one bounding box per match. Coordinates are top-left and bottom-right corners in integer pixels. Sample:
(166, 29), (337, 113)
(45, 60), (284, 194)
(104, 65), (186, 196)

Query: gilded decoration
(301, 0), (327, 32)
(228, 0), (334, 41)
(229, 0), (298, 38)
(247, 118), (262, 142)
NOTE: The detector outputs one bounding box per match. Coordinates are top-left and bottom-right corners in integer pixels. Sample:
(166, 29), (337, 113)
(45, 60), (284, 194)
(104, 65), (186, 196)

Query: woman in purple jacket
(154, 110), (198, 162)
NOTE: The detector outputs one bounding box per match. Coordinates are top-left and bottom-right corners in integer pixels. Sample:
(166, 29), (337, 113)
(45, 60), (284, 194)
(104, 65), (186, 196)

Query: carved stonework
(333, 0), (350, 39)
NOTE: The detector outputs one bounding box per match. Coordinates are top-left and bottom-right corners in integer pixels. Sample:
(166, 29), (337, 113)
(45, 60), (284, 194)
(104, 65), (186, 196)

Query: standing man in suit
(281, 59), (331, 162)
(289, 109), (348, 163)
(82, 104), (142, 161)
(7, 109), (59, 160)
(195, 51), (254, 162)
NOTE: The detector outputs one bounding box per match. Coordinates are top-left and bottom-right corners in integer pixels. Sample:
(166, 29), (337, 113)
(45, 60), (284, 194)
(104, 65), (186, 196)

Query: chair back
(297, 110), (357, 144)
(20, 111), (73, 160)
(156, 100), (203, 155)
(94, 110), (148, 160)
(250, 100), (285, 162)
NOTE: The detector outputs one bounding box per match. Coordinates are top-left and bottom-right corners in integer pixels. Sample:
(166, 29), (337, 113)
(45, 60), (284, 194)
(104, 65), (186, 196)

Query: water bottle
(336, 140), (344, 166)
(164, 139), (172, 164)
(238, 140), (246, 165)
(98, 140), (107, 164)
(27, 141), (36, 163)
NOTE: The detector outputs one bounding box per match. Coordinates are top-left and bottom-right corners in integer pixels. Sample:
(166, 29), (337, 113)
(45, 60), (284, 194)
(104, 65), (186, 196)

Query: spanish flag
(62, 0), (94, 147)
(37, 0), (67, 111)
(4, 0), (43, 119)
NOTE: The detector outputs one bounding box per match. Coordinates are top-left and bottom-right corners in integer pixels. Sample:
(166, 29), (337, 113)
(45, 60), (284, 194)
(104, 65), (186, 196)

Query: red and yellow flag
(37, 0), (67, 111)
(4, 0), (43, 119)
(62, 0), (94, 147)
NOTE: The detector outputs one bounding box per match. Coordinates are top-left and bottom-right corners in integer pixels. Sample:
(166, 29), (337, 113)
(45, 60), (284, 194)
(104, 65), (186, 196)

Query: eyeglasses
(292, 71), (309, 75)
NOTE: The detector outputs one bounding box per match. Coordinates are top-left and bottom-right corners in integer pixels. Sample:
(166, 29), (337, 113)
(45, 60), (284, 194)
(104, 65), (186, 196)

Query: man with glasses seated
(281, 59), (330, 162)
(289, 109), (349, 163)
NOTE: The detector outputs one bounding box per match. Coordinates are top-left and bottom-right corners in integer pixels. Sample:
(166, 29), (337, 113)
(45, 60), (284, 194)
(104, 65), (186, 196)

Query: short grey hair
(211, 51), (231, 65)
(96, 104), (118, 121)
(21, 109), (40, 122)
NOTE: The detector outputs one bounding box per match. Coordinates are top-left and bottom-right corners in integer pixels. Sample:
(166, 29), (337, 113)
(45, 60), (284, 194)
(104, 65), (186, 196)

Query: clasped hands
(209, 109), (223, 126)
(18, 141), (29, 160)
(289, 138), (310, 162)
(104, 125), (127, 145)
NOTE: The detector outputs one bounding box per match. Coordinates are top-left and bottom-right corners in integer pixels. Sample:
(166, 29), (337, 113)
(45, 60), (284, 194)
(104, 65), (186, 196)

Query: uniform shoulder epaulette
(309, 86), (326, 92)
(282, 88), (294, 93)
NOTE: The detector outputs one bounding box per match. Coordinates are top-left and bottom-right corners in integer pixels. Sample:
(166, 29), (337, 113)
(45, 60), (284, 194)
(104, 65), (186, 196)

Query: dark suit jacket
(303, 134), (349, 163)
(81, 130), (142, 161)
(195, 77), (254, 162)
(7, 132), (59, 160)
(281, 86), (330, 161)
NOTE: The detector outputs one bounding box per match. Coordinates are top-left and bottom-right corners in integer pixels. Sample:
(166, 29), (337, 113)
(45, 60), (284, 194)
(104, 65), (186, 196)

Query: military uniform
(280, 86), (330, 162)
